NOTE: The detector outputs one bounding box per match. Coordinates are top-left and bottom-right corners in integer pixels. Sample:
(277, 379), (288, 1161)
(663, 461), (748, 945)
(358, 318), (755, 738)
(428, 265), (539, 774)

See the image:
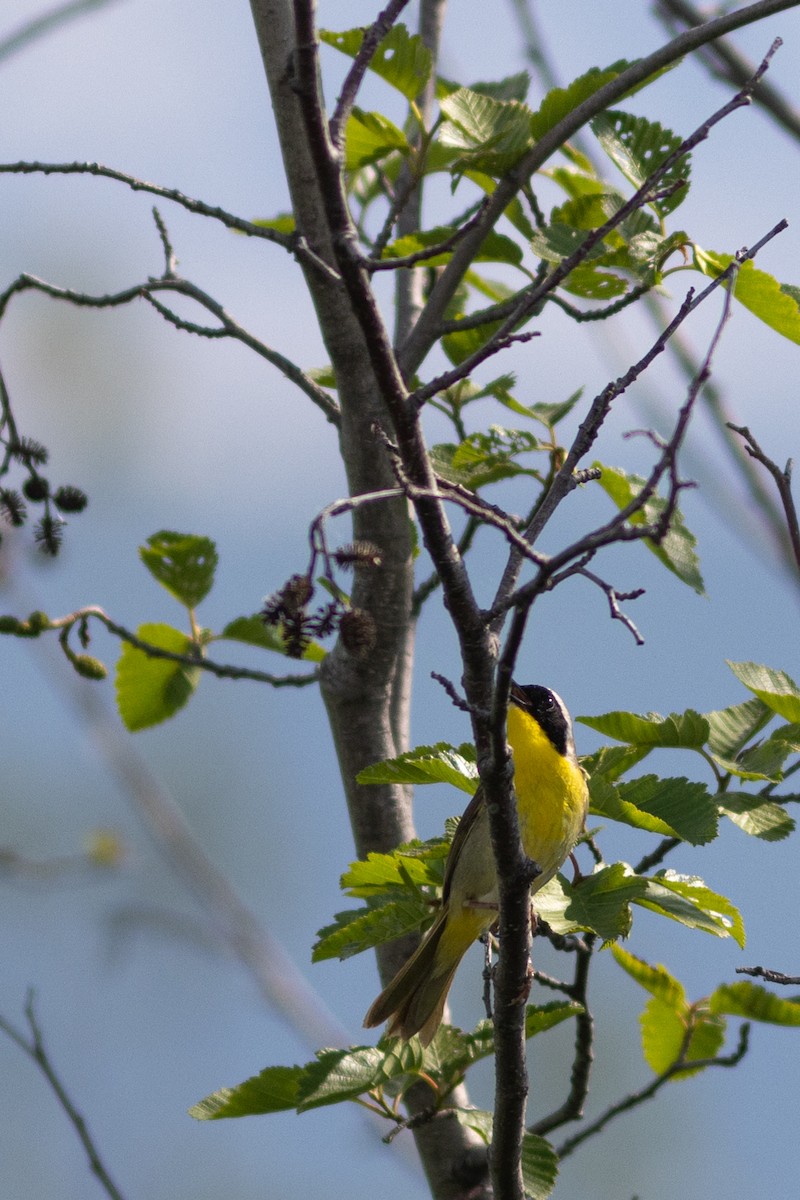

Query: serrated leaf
(705, 697), (773, 759)
(578, 708), (709, 748)
(582, 743), (652, 782)
(296, 1047), (387, 1112)
(561, 264), (629, 299)
(345, 107), (409, 170)
(139, 531), (218, 608)
(115, 624), (200, 731)
(593, 463), (705, 593)
(694, 250), (800, 345)
(342, 842), (448, 897)
(312, 896), (433, 962)
(440, 87), (535, 174)
(727, 661), (800, 722)
(590, 774), (717, 845)
(709, 982), (800, 1025)
(357, 743), (478, 792)
(635, 871), (745, 947)
(521, 1132), (559, 1200)
(530, 221), (607, 265)
(717, 793), (795, 841)
(591, 110), (689, 217)
(470, 71), (531, 104)
(320, 25), (432, 102)
(453, 1106), (493, 1143)
(611, 945), (686, 1006)
(560, 863), (647, 941)
(189, 1065), (302, 1119)
(221, 615), (325, 663)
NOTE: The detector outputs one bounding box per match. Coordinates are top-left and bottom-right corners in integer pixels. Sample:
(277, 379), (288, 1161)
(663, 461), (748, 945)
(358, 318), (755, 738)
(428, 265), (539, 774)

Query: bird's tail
(363, 903), (488, 1046)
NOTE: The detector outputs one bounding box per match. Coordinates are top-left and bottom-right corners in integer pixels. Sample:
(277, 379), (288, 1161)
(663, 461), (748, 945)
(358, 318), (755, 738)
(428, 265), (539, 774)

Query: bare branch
(0, 993), (127, 1200)
(0, 270), (341, 425)
(736, 965), (800, 985)
(727, 423), (800, 574)
(556, 1023), (750, 1159)
(655, 0), (800, 142)
(328, 0), (413, 147)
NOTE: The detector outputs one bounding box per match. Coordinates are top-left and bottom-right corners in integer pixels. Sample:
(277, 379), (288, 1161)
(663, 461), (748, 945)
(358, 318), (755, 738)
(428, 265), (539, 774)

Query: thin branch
(727, 424), (800, 574)
(0, 270), (341, 425)
(490, 220), (788, 625)
(556, 1023), (750, 1159)
(655, 0), (800, 142)
(26, 605), (319, 686)
(0, 0), (122, 64)
(529, 938), (595, 1138)
(0, 993), (127, 1200)
(736, 965), (800, 985)
(368, 200), (490, 271)
(399, 3), (798, 375)
(328, 0), (413, 147)
(411, 331), (540, 405)
(0, 159), (337, 278)
(576, 569), (646, 646)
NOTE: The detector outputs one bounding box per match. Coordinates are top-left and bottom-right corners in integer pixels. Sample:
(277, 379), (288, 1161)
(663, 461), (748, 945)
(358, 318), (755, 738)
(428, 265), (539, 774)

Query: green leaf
(470, 71), (531, 104)
(356, 742), (478, 793)
(460, 1002), (585, 1069)
(578, 707), (709, 748)
(252, 213), (295, 235)
(709, 982), (800, 1025)
(341, 842), (448, 898)
(296, 1047), (388, 1112)
(440, 87), (535, 174)
(452, 1106), (494, 1143)
(559, 863), (647, 941)
(593, 463), (705, 593)
(582, 743), (652, 783)
(530, 61), (633, 140)
(221, 615), (325, 663)
(521, 1132), (559, 1200)
(320, 25), (432, 101)
(611, 945), (686, 1007)
(561, 264), (628, 300)
(139, 531), (218, 609)
(530, 221), (607, 265)
(115, 624), (200, 731)
(590, 774), (718, 845)
(345, 107), (409, 170)
(312, 896), (433, 962)
(591, 110), (689, 216)
(727, 661), (800, 722)
(694, 250), (800, 344)
(635, 871), (745, 947)
(640, 996), (725, 1075)
(189, 1065), (302, 1119)
(705, 697), (773, 759)
(717, 793), (795, 842)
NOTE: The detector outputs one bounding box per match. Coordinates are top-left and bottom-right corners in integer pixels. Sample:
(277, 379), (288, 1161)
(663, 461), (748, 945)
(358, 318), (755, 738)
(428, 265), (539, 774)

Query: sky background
(1, 2), (800, 1198)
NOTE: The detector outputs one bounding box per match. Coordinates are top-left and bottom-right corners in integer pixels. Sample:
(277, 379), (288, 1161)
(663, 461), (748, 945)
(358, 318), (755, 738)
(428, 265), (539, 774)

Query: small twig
(430, 671), (473, 714)
(736, 965), (800, 985)
(0, 270), (341, 426)
(578, 569), (646, 646)
(21, 605), (319, 687)
(0, 159), (338, 279)
(633, 837), (681, 876)
(368, 201), (491, 272)
(654, 0), (800, 142)
(557, 1022), (750, 1158)
(529, 937), (595, 1137)
(727, 424), (800, 574)
(411, 331), (540, 406)
(328, 0), (412, 147)
(0, 992), (127, 1200)
(151, 206), (177, 277)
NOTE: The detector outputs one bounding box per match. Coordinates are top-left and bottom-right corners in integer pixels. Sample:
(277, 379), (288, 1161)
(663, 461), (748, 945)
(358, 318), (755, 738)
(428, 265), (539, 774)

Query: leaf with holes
(139, 531), (218, 608)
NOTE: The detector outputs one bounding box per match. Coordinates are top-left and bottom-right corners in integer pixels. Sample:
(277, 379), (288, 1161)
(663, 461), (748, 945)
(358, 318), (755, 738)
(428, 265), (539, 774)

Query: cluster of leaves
(317, 22), (800, 356)
(188, 660), (800, 1195)
(0, 433), (87, 556)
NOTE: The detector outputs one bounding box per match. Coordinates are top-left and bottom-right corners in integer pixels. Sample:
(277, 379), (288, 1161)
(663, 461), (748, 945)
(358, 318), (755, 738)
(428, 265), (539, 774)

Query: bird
(363, 682), (588, 1046)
